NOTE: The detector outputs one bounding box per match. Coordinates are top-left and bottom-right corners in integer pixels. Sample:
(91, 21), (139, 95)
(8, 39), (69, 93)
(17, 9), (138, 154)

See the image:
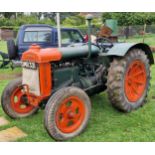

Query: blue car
(7, 24), (86, 60)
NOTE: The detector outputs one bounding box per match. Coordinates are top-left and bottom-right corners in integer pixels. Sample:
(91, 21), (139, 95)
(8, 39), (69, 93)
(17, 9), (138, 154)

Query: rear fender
(105, 43), (154, 65)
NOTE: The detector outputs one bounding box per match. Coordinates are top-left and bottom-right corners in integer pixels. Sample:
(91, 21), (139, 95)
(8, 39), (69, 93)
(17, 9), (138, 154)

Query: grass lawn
(119, 34), (155, 46)
(0, 37), (155, 142)
(0, 41), (7, 53)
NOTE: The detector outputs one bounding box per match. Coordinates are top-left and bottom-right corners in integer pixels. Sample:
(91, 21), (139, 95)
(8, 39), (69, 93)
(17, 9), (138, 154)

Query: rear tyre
(107, 48), (150, 112)
(44, 87), (91, 141)
(7, 39), (17, 59)
(1, 78), (39, 119)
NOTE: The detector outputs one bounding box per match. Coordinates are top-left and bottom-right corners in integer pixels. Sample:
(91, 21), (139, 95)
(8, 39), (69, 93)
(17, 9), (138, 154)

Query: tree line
(0, 12), (155, 30)
(102, 13), (155, 26)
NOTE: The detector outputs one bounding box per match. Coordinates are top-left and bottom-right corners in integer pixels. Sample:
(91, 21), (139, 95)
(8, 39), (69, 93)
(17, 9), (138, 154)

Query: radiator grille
(22, 68), (40, 96)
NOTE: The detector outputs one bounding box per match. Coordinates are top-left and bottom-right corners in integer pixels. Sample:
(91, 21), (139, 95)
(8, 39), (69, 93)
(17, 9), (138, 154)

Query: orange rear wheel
(124, 60), (147, 102)
(107, 49), (150, 112)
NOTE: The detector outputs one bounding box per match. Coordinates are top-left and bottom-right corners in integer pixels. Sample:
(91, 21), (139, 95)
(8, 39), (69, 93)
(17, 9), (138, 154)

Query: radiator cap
(30, 44), (41, 52)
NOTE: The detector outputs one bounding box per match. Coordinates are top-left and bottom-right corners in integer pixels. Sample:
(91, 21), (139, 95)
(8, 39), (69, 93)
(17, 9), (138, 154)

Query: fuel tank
(22, 44), (100, 63)
(60, 44), (100, 59)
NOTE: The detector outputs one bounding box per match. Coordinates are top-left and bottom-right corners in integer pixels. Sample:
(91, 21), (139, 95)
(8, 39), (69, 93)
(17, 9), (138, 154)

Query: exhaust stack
(86, 14), (93, 58)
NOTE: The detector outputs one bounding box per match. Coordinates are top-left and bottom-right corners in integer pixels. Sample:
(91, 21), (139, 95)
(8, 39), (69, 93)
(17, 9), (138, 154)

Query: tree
(62, 15), (85, 26)
(41, 12), (79, 24)
(102, 12), (155, 38)
(0, 12), (16, 19)
(102, 12), (155, 26)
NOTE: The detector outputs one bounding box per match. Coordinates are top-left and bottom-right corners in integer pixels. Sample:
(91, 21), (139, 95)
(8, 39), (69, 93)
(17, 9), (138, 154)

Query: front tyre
(1, 78), (39, 119)
(44, 87), (91, 141)
(107, 48), (150, 112)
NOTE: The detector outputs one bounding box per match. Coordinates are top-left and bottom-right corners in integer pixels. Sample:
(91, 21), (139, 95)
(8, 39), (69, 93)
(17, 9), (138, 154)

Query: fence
(0, 28), (17, 41)
(77, 24), (155, 38)
(2, 24), (155, 40)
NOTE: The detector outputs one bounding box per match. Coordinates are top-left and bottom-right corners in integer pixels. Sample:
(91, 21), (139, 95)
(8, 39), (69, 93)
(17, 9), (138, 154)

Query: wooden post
(143, 23), (146, 43)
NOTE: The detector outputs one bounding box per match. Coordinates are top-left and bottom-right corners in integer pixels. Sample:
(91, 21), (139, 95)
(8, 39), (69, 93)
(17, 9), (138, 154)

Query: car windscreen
(23, 31), (51, 43)
(61, 30), (84, 44)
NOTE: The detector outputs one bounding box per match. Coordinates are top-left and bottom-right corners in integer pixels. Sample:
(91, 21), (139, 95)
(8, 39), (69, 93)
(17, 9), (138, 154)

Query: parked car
(7, 24), (86, 60)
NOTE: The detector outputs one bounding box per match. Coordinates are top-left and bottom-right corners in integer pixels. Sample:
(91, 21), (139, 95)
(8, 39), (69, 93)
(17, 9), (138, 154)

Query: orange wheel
(124, 60), (147, 102)
(44, 87), (91, 141)
(1, 78), (38, 119)
(10, 87), (34, 114)
(107, 49), (150, 112)
(55, 96), (85, 133)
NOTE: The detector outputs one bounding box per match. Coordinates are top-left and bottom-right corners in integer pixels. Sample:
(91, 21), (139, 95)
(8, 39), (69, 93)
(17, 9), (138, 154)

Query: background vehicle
(0, 24), (85, 68)
(1, 15), (154, 141)
(7, 24), (85, 60)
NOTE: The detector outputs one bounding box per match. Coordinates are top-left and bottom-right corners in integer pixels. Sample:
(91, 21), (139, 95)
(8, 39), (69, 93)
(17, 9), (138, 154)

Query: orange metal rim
(55, 96), (86, 133)
(124, 60), (147, 103)
(11, 87), (34, 114)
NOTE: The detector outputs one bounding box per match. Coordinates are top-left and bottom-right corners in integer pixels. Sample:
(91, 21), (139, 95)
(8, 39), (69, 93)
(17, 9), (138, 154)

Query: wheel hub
(55, 96), (85, 133)
(11, 87), (34, 114)
(67, 111), (75, 119)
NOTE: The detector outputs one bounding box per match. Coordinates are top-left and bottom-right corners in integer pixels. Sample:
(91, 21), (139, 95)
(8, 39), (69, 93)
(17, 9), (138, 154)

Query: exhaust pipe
(86, 14), (93, 59)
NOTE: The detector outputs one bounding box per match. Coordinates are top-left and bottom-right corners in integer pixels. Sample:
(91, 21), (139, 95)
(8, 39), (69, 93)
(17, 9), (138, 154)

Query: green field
(0, 36), (155, 142)
(119, 34), (155, 46)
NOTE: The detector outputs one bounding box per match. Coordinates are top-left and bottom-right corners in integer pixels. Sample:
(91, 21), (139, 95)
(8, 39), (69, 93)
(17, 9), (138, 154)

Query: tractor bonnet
(22, 44), (100, 63)
(22, 44), (62, 63)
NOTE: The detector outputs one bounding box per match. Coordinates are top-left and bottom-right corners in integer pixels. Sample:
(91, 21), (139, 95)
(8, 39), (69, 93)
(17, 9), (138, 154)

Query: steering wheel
(96, 37), (113, 49)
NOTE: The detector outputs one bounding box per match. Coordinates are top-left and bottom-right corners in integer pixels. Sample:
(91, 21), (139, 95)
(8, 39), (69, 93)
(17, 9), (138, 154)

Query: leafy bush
(0, 14), (101, 34)
(0, 15), (56, 30)
(62, 15), (85, 26)
(102, 13), (155, 26)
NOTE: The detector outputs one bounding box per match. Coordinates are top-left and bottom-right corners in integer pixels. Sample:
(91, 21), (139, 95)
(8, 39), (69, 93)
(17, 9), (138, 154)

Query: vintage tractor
(1, 15), (154, 141)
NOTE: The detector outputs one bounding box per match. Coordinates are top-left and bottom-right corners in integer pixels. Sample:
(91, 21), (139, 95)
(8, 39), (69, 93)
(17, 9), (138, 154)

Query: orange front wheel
(44, 87), (91, 141)
(55, 96), (86, 133)
(10, 87), (34, 114)
(1, 78), (39, 119)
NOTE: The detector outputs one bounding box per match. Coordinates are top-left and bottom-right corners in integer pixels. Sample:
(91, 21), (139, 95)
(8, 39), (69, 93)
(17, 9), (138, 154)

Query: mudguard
(104, 43), (154, 64)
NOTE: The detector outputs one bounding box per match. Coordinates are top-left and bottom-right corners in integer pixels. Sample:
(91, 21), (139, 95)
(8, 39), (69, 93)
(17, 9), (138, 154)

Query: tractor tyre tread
(107, 48), (150, 112)
(44, 87), (91, 141)
(1, 78), (39, 119)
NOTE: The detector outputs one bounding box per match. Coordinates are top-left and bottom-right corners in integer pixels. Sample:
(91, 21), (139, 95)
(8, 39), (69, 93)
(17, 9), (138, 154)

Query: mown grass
(119, 34), (155, 46)
(0, 41), (7, 53)
(0, 37), (155, 142)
